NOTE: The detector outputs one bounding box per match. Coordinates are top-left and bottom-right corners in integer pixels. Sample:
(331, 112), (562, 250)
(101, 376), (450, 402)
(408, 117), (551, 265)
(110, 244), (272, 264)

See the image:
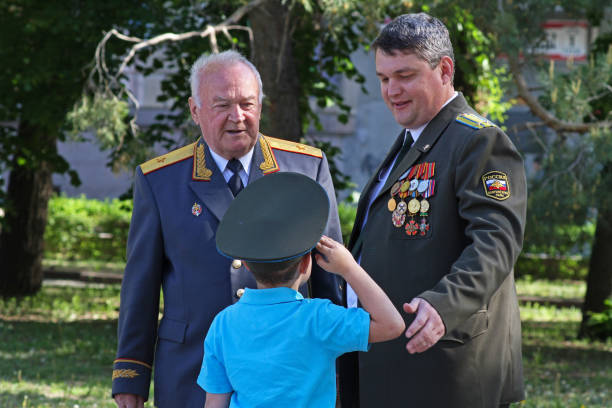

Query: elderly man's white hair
(189, 50), (264, 107)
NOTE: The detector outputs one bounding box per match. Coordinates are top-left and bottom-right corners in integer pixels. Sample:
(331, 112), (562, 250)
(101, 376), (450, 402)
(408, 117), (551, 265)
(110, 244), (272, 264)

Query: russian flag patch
(482, 171), (510, 200)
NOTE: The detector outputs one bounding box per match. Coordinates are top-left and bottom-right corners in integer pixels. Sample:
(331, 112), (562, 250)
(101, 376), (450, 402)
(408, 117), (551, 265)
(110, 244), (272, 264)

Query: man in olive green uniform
(341, 13), (526, 407)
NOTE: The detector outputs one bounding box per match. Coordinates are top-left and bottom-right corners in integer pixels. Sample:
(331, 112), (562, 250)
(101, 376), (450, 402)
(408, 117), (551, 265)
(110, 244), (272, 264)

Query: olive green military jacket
(347, 94), (526, 407)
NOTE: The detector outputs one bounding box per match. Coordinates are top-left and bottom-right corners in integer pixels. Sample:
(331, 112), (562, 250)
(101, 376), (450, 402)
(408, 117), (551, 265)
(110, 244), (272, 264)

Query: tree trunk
(249, 0), (302, 142)
(579, 207), (612, 339)
(0, 121), (55, 297)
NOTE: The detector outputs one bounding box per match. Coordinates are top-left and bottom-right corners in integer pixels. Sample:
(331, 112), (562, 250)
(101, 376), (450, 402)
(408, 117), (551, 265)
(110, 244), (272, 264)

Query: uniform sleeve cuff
(111, 359), (152, 400)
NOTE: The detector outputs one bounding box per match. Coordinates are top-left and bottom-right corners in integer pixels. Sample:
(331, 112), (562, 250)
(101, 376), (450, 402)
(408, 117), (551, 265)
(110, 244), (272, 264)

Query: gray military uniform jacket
(111, 134), (343, 407)
(345, 94), (526, 407)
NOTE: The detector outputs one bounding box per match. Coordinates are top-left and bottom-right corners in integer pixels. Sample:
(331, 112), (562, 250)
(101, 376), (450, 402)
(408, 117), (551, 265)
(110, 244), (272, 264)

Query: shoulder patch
(264, 135), (322, 158)
(482, 171), (510, 201)
(140, 143), (196, 175)
(456, 113), (496, 130)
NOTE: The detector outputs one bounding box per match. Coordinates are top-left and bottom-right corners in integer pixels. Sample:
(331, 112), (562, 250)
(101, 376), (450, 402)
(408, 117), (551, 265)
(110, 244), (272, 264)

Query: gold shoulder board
(264, 135), (322, 158)
(140, 143), (196, 175)
(455, 113), (496, 130)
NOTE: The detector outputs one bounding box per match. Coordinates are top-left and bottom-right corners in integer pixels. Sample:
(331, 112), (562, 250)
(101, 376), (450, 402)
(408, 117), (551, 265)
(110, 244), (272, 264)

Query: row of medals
(387, 162), (435, 236)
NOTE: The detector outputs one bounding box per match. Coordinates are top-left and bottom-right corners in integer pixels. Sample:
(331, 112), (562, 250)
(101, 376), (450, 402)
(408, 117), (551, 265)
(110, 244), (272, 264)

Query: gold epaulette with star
(264, 135), (323, 158)
(455, 113), (496, 130)
(140, 142), (196, 175)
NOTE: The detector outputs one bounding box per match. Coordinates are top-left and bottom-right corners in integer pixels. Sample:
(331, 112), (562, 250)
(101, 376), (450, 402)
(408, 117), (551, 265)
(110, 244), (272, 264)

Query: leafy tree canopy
(0, 0), (155, 207)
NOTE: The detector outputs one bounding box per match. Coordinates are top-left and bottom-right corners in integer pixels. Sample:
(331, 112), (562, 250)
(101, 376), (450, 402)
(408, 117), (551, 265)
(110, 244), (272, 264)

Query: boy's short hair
(245, 255), (305, 285)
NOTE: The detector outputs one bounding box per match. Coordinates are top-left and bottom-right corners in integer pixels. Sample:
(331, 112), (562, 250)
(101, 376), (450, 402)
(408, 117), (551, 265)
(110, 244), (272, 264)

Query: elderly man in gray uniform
(111, 50), (343, 408)
(340, 13), (527, 408)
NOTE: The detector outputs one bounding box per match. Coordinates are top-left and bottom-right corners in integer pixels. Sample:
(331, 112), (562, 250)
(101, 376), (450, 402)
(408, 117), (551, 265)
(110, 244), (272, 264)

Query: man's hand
(114, 393), (145, 408)
(403, 298), (445, 354)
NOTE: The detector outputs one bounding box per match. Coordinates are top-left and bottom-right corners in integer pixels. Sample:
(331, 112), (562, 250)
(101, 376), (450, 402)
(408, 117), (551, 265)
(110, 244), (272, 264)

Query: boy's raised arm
(315, 236), (406, 343)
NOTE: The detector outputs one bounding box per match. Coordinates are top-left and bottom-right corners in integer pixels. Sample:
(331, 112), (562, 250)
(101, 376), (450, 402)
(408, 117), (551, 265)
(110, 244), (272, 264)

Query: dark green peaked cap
(216, 172), (330, 262)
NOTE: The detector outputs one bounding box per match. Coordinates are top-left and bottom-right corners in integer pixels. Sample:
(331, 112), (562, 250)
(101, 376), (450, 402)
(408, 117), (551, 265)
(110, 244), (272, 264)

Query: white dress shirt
(209, 146), (254, 187)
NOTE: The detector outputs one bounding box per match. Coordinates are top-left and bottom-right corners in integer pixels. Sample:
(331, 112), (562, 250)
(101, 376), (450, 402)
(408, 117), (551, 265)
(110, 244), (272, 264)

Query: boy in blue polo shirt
(197, 172), (405, 408)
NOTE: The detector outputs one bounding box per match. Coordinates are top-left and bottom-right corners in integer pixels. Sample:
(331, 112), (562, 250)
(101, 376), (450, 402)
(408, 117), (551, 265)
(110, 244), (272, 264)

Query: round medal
(400, 180), (411, 193)
(420, 199), (430, 213)
(409, 179), (419, 191)
(387, 197), (397, 212)
(407, 198), (420, 214)
(417, 179), (429, 194)
(391, 182), (401, 196)
(392, 210), (406, 227)
(396, 200), (407, 215)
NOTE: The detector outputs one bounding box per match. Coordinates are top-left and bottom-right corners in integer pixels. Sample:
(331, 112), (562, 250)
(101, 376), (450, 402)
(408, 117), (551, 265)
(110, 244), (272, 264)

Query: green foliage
(67, 94), (130, 149)
(538, 47), (612, 125)
(337, 201), (357, 245)
(515, 254), (589, 281)
(587, 299), (612, 340)
(44, 196), (132, 262)
(291, 1), (371, 133)
(0, 0), (149, 185)
(524, 218), (596, 258)
(523, 44), (612, 257)
(311, 140), (356, 196)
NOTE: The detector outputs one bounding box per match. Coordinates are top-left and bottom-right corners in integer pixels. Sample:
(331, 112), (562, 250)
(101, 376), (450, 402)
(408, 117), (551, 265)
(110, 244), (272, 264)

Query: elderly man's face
(189, 62), (262, 159)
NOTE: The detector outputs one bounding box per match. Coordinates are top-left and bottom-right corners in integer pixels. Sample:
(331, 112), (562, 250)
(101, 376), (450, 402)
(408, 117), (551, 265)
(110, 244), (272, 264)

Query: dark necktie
(389, 130), (413, 175)
(353, 130), (412, 240)
(227, 159), (244, 197)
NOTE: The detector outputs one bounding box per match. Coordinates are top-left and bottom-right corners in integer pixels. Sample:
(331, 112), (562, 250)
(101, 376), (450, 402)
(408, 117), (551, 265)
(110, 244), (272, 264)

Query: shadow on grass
(0, 319), (119, 407)
(0, 390), (67, 408)
(521, 320), (611, 407)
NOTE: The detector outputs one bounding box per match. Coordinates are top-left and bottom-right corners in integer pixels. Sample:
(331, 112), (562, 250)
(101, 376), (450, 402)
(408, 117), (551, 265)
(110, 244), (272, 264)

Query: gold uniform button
(236, 288), (245, 298)
(231, 259), (242, 269)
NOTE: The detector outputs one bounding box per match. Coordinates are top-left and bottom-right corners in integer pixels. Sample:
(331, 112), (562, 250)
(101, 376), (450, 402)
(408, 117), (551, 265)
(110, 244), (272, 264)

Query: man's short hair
(372, 13), (455, 77)
(189, 50), (264, 107)
(245, 255), (305, 286)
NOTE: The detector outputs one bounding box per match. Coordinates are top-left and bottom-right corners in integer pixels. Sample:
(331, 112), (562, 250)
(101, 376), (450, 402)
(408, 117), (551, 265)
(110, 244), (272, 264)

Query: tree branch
(508, 55), (612, 133)
(83, 0), (267, 144)
(541, 146), (586, 193)
(90, 0), (267, 91)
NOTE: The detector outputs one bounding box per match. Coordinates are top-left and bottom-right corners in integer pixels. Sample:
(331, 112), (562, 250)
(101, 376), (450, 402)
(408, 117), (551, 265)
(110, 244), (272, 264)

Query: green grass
(0, 279), (610, 407)
(0, 283), (127, 408)
(519, 303), (611, 407)
(43, 259), (125, 275)
(516, 278), (586, 299)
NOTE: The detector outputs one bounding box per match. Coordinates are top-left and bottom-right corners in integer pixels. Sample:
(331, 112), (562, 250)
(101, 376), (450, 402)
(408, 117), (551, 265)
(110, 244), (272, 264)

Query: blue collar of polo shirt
(239, 287), (304, 305)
